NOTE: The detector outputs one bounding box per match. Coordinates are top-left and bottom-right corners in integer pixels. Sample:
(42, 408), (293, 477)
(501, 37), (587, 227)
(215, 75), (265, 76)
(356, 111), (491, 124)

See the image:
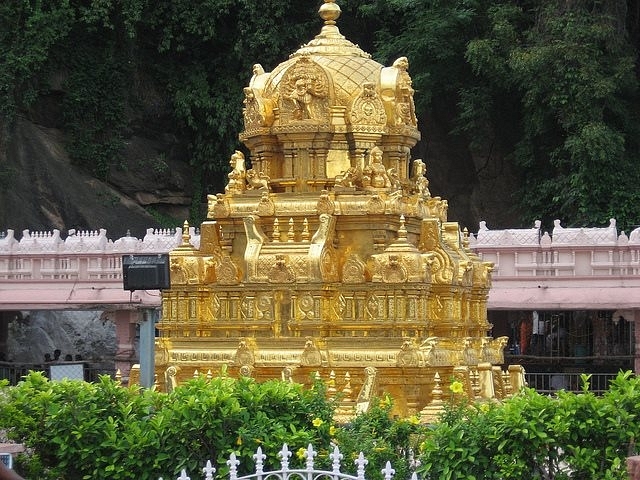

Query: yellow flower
(329, 425), (337, 436)
(408, 415), (421, 425)
(379, 395), (392, 407)
(236, 435), (242, 446)
(479, 403), (490, 413)
(312, 417), (324, 427)
(296, 447), (306, 460)
(449, 380), (464, 394)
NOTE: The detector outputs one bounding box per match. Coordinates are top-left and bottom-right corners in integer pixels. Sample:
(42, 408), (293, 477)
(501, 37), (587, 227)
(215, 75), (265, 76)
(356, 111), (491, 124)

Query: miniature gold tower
(156, 0), (508, 417)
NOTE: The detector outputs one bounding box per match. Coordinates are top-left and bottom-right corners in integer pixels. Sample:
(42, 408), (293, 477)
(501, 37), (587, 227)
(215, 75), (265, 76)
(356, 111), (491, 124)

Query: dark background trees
(1, 0), (639, 236)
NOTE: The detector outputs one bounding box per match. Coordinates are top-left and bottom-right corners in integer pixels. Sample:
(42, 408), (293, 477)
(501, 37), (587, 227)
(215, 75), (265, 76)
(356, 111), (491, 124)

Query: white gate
(159, 443), (405, 480)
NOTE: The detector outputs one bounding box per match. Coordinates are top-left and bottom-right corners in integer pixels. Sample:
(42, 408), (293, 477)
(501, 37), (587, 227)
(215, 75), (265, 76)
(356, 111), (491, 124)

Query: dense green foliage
(1, 0), (639, 228)
(1, 372), (640, 479)
(0, 372), (336, 480)
(418, 372), (640, 479)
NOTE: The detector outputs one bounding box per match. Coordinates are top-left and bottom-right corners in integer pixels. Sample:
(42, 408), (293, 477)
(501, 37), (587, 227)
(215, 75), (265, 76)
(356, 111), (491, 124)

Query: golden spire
(318, 0), (341, 26)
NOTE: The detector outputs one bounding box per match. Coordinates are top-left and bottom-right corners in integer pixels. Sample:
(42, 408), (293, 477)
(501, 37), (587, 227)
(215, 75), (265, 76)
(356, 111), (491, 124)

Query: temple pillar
(108, 310), (141, 384)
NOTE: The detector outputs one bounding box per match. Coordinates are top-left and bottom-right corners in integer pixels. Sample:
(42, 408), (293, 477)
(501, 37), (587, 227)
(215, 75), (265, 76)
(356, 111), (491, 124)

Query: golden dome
(240, 0), (420, 193)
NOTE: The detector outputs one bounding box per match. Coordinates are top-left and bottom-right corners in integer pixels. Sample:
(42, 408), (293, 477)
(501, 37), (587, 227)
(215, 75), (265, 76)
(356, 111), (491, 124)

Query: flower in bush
(296, 447), (306, 460)
(449, 380), (464, 394)
(329, 425), (336, 436)
(312, 417), (324, 428)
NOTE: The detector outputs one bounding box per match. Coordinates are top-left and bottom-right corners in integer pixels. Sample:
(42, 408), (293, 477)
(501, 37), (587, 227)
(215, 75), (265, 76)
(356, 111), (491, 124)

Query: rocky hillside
(0, 114), (196, 239)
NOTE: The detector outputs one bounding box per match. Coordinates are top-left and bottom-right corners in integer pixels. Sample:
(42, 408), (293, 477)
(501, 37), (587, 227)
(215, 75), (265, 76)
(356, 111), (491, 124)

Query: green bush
(417, 372), (640, 480)
(3, 371), (640, 480)
(0, 372), (333, 479)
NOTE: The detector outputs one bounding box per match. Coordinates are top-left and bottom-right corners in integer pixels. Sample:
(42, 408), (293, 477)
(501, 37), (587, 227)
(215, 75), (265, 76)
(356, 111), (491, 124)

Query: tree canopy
(1, 0), (639, 230)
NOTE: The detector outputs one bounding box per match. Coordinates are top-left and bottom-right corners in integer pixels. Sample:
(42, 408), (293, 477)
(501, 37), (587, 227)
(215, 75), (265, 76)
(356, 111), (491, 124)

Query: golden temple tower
(156, 0), (510, 418)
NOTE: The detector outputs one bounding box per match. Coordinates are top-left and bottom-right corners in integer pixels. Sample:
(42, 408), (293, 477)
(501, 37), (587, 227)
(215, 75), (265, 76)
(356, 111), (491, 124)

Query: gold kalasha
(155, 0), (518, 419)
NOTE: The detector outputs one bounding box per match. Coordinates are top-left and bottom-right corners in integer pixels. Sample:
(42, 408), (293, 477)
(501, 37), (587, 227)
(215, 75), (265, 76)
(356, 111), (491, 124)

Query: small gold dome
(240, 1), (420, 193)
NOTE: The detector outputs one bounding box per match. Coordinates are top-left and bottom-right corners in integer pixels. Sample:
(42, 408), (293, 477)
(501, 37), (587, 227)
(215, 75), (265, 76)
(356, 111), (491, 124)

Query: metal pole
(139, 308), (156, 388)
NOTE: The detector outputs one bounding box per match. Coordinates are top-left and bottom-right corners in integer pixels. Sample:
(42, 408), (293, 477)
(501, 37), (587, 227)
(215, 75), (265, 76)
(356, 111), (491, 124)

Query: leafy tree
(359, 0), (640, 231)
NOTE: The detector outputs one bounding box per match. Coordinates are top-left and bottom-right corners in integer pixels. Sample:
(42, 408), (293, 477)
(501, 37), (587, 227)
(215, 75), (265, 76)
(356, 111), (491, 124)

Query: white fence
(159, 443), (407, 480)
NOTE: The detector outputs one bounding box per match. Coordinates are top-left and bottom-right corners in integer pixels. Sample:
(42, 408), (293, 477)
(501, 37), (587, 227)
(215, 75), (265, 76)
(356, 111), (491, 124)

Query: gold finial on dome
(319, 0), (341, 25)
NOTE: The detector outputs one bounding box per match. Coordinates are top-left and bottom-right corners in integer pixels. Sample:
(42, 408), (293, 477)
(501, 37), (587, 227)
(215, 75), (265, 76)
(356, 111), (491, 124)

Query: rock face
(7, 310), (120, 365)
(0, 117), (194, 239)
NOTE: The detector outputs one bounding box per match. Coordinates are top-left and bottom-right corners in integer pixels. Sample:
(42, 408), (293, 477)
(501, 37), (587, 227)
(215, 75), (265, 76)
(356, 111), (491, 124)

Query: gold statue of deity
(155, 0), (516, 419)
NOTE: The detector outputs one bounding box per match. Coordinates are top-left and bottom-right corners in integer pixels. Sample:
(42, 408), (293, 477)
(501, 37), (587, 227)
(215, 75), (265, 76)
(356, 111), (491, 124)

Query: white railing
(470, 219), (640, 278)
(159, 443), (405, 480)
(0, 227), (200, 281)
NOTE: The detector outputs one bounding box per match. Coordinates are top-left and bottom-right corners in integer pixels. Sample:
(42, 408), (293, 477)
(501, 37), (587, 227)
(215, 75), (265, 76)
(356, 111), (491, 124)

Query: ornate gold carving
(170, 256), (201, 285)
(243, 87), (265, 129)
(246, 169), (270, 191)
(300, 338), (323, 367)
(280, 57), (330, 122)
(268, 254), (296, 283)
(233, 340), (255, 366)
(363, 147), (391, 189)
(342, 254), (366, 284)
(382, 254), (408, 283)
(397, 339), (419, 367)
(411, 159), (430, 198)
(209, 194), (230, 219)
(256, 191), (276, 216)
(316, 191), (335, 214)
(366, 194), (385, 214)
(216, 255), (240, 285)
(256, 294), (273, 320)
(225, 150), (246, 194)
(350, 82), (386, 125)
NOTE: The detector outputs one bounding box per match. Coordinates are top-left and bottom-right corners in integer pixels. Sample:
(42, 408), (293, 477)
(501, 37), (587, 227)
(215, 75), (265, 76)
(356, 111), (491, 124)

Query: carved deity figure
(411, 159), (430, 197)
(281, 58), (329, 122)
(287, 75), (326, 120)
(225, 150), (246, 194)
(363, 146), (391, 188)
(243, 87), (264, 129)
(392, 57), (417, 126)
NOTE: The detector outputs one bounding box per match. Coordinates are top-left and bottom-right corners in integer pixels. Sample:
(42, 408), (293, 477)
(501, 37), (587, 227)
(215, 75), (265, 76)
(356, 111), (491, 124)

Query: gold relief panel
(216, 255), (241, 285)
(240, 295), (255, 321)
(320, 249), (339, 282)
(366, 195), (385, 214)
(300, 338), (323, 367)
(342, 254), (366, 284)
(365, 293), (380, 320)
(328, 350), (397, 366)
(170, 255), (203, 285)
(381, 255), (408, 283)
(257, 192), (276, 216)
(256, 293), (274, 321)
(209, 194), (230, 219)
(419, 218), (440, 252)
(296, 293), (317, 321)
(268, 255), (296, 283)
(396, 339), (420, 367)
(330, 292), (347, 320)
(428, 295), (445, 321)
(279, 57), (330, 123)
(350, 82), (387, 126)
(233, 340), (256, 366)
